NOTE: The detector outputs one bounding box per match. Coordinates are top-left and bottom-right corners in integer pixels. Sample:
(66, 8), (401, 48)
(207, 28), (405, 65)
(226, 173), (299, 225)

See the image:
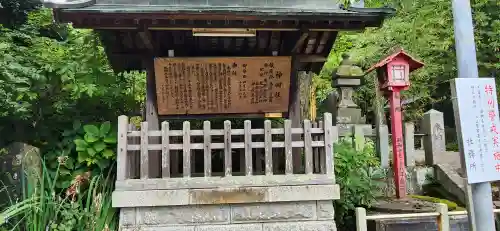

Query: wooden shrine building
(46, 1), (394, 230)
(50, 0), (394, 121)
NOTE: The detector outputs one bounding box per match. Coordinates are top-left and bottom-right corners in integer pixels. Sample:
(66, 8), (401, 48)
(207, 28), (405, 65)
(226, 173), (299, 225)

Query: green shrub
(334, 138), (384, 230)
(446, 142), (459, 152)
(74, 121), (117, 169)
(43, 121), (117, 191)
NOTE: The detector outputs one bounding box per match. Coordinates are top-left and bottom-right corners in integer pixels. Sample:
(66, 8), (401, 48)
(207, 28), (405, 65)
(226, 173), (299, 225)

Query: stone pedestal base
(336, 108), (365, 124)
(119, 201), (337, 231)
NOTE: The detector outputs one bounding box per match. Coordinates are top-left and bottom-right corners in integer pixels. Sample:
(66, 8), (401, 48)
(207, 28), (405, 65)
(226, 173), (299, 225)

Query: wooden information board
(154, 57), (291, 115)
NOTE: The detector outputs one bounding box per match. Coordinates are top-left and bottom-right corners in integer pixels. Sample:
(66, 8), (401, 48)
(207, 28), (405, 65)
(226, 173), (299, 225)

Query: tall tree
(317, 0), (499, 122)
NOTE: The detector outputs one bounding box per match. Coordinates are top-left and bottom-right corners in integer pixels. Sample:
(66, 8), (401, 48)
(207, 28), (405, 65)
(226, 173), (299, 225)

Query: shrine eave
(54, 6), (395, 30)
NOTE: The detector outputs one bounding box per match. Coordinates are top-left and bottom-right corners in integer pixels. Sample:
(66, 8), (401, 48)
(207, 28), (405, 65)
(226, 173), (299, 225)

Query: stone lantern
(331, 54), (365, 124)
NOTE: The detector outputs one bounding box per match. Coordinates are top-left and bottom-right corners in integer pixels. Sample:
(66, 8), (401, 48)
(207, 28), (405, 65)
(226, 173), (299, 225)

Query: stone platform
(120, 200), (337, 231)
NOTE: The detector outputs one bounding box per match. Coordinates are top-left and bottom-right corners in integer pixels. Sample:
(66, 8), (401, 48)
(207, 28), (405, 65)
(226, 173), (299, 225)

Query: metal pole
(452, 0), (495, 231)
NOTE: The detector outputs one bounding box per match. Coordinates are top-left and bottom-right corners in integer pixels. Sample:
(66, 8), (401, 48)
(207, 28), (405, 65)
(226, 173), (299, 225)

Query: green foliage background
(316, 0), (499, 122)
(0, 9), (145, 147)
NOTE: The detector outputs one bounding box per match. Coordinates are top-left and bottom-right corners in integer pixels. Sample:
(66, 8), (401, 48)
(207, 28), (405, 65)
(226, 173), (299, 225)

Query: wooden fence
(355, 206), (500, 231)
(116, 113), (337, 187)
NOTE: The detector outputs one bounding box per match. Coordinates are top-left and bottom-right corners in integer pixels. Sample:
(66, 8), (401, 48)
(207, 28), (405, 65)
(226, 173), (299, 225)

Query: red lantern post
(366, 49), (424, 198)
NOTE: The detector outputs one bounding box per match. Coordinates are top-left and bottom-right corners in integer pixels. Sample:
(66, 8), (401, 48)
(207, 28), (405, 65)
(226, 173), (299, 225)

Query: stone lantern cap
(332, 54), (364, 87)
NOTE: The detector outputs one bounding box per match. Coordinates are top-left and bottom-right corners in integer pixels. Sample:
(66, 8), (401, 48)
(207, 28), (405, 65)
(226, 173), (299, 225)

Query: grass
(0, 160), (118, 231)
(409, 195), (462, 211)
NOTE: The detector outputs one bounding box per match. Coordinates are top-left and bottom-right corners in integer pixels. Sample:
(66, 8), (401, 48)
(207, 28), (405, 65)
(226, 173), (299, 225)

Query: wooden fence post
(244, 120), (252, 176)
(140, 122), (149, 179)
(355, 207), (368, 231)
(437, 203), (450, 231)
(117, 115), (129, 181)
(183, 121), (191, 177)
(161, 121), (170, 178)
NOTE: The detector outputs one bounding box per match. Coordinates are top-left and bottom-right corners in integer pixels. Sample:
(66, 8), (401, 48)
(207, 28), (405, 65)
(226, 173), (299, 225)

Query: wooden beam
(138, 30), (154, 50)
(297, 55), (327, 63)
(292, 32), (309, 53)
(304, 32), (319, 54)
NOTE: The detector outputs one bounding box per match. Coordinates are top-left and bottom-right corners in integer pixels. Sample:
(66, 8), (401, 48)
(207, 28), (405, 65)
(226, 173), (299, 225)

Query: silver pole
(452, 0), (495, 230)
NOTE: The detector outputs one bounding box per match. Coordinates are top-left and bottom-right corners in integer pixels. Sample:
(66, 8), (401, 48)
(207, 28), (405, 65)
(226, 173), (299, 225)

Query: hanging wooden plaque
(154, 56), (291, 116)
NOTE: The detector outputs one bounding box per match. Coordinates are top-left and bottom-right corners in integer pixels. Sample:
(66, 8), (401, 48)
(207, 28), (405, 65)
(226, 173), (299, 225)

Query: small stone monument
(331, 53), (366, 125)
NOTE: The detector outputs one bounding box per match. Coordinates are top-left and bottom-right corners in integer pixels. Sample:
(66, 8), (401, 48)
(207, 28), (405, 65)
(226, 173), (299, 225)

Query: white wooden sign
(452, 78), (500, 184)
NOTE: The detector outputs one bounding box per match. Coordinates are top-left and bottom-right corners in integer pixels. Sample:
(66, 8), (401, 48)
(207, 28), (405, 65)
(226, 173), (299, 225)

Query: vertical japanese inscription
(485, 84), (500, 173)
(454, 78), (500, 184)
(154, 57), (291, 115)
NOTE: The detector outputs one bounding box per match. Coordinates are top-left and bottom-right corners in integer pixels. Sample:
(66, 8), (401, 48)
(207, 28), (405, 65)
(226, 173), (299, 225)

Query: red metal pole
(389, 89), (407, 198)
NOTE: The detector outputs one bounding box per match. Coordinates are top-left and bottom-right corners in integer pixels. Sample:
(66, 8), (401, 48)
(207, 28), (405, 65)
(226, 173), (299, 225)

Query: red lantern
(366, 49), (424, 199)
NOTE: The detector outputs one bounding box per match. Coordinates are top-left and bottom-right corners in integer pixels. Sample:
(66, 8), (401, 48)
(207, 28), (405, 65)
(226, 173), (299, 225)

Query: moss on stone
(409, 195), (459, 211)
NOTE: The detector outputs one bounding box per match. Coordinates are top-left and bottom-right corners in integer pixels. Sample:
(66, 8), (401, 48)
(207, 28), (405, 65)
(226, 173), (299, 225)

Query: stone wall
(95, 0), (342, 10)
(119, 201), (336, 231)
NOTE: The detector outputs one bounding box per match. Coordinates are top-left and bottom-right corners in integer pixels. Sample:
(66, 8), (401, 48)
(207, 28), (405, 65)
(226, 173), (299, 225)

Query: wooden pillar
(288, 69), (313, 173)
(144, 57), (161, 178)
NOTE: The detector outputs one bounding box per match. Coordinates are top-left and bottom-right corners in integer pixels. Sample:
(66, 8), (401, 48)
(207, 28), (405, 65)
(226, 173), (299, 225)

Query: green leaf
(72, 168), (86, 177)
(77, 152), (88, 163)
(96, 159), (110, 170)
(102, 149), (114, 159)
(87, 147), (96, 156)
(73, 120), (82, 131)
(62, 130), (73, 137)
(76, 146), (86, 152)
(83, 124), (99, 136)
(104, 134), (117, 144)
(56, 180), (72, 189)
(100, 121), (111, 137)
(93, 141), (106, 152)
(59, 167), (71, 175)
(84, 133), (98, 143)
(65, 158), (74, 169)
(74, 139), (88, 149)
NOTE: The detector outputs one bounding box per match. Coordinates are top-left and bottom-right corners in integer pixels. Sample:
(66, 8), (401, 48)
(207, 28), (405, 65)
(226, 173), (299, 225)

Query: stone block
(96, 0), (114, 4)
(336, 108), (364, 124)
(231, 202), (316, 223)
(113, 185), (339, 207)
(337, 124), (372, 137)
(112, 189), (190, 207)
(150, 0), (176, 4)
(174, 0), (210, 5)
(209, 0), (244, 6)
(112, 0), (150, 4)
(189, 187), (267, 204)
(316, 201), (334, 220)
(196, 224), (263, 231)
(267, 185), (340, 202)
(434, 164), (466, 205)
(136, 205), (230, 225)
(263, 221), (337, 231)
(122, 227), (195, 231)
(119, 208), (136, 226)
(421, 109), (446, 165)
(333, 78), (361, 87)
